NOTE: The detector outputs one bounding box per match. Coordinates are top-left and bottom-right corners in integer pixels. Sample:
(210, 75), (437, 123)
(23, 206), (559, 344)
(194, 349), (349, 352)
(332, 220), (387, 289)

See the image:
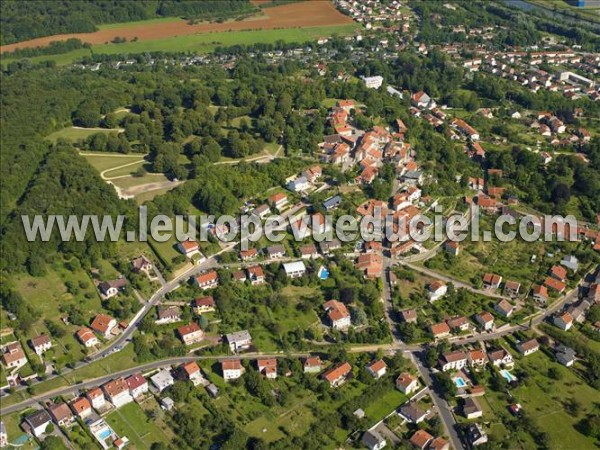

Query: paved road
(410, 350), (464, 450)
(0, 351), (309, 415)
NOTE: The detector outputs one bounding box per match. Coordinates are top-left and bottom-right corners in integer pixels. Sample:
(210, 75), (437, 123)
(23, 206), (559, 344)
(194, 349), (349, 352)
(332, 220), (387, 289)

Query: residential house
(396, 372), (419, 395)
(283, 261), (307, 278)
(487, 348), (514, 367)
(438, 351), (468, 372)
(362, 429), (387, 450)
(553, 312), (573, 331)
(240, 248), (258, 261)
(126, 373), (148, 398)
(226, 330), (253, 352)
(30, 335), (52, 356)
(90, 314), (117, 338)
(268, 193), (288, 211)
(399, 402), (428, 423)
(70, 397), (92, 419)
(177, 323), (204, 346)
(430, 322), (451, 339)
(465, 423), (488, 447)
(323, 195), (342, 211)
(86, 388), (106, 410)
(555, 345), (576, 367)
(544, 276), (566, 293)
(444, 240), (460, 256)
(131, 256), (152, 275)
(206, 383), (219, 398)
(447, 316), (470, 332)
(474, 311), (494, 331)
(400, 309), (418, 324)
(409, 429), (433, 449)
(300, 244), (319, 259)
(468, 350), (487, 368)
(531, 284), (549, 304)
(561, 255), (579, 271)
(463, 398), (483, 419)
(483, 273), (503, 289)
(427, 281), (448, 302)
(76, 327), (99, 348)
(151, 369), (174, 392)
(303, 165), (322, 183)
(48, 402), (75, 427)
(494, 300), (514, 318)
(516, 338), (539, 356)
(192, 296), (215, 314)
(287, 176), (310, 192)
(221, 359), (244, 381)
(102, 378), (133, 408)
(355, 253), (383, 278)
(411, 91), (435, 109)
(256, 358), (278, 379)
(98, 278), (127, 298)
(549, 265), (567, 282)
(322, 362), (352, 387)
(266, 245), (286, 259)
(503, 281), (521, 298)
(318, 239), (341, 255)
(323, 300), (351, 330)
(1, 342), (27, 369)
(429, 437), (450, 450)
(180, 361), (204, 386)
(24, 410), (52, 437)
(366, 360), (387, 379)
(303, 356), (322, 374)
(0, 422), (6, 448)
(155, 305), (181, 325)
(195, 270), (218, 290)
(247, 265), (265, 285)
(252, 204), (271, 219)
(177, 239), (200, 257)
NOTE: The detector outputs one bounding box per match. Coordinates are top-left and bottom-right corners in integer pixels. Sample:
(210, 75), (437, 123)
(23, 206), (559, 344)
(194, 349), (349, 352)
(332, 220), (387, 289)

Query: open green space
(106, 401), (172, 448)
(45, 127), (121, 144)
(80, 152), (148, 173)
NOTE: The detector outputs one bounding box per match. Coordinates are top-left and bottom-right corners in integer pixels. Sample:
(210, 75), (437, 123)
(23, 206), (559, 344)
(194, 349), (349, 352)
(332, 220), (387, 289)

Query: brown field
(0, 1), (353, 53)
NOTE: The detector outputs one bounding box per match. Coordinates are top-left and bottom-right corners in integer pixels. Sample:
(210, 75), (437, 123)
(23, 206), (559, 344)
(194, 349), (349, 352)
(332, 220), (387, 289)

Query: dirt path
(0, 2), (353, 53)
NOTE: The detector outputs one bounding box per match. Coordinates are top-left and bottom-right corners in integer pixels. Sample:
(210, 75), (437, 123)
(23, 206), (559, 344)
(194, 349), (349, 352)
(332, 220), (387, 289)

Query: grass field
(80, 152), (147, 173)
(2, 23), (359, 66)
(45, 127), (121, 144)
(106, 401), (172, 448)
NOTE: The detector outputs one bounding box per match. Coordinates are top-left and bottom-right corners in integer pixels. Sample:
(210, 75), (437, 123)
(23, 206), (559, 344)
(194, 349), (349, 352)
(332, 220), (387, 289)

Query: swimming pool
(98, 429), (112, 440)
(500, 369), (517, 382)
(454, 376), (467, 388)
(318, 266), (329, 280)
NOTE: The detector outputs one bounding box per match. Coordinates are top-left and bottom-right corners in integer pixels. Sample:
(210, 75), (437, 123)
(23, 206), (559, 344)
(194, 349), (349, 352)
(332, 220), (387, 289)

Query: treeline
(0, 0), (255, 45)
(1, 38), (90, 59)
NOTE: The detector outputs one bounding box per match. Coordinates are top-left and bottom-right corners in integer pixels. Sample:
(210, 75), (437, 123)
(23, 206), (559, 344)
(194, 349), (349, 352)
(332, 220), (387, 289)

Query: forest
(0, 0), (256, 45)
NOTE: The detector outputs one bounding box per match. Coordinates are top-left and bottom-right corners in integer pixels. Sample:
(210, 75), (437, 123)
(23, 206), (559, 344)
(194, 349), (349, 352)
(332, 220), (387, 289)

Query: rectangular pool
(454, 376), (467, 388)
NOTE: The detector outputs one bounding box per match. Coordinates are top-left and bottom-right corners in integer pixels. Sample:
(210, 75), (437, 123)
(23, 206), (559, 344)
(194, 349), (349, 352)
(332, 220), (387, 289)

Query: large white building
(362, 75), (384, 89)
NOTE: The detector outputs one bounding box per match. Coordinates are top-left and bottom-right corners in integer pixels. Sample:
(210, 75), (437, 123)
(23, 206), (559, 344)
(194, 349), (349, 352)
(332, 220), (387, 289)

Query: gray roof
(323, 195), (342, 209)
(226, 330), (252, 344)
(362, 429), (385, 448)
(26, 410), (51, 428)
(399, 402), (426, 422)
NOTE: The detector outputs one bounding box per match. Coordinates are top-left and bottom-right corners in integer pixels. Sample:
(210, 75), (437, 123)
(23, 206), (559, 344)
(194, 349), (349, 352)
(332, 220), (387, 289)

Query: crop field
(0, 2), (355, 54)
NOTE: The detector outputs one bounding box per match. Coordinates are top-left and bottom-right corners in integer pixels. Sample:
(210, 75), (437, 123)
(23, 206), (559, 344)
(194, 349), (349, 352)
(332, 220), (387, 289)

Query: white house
(102, 378), (133, 408)
(287, 176), (310, 192)
(396, 372), (419, 395)
(76, 327), (99, 348)
(427, 281), (447, 302)
(438, 351), (468, 372)
(283, 261), (307, 278)
(222, 359), (244, 381)
(30, 335), (52, 356)
(487, 348), (513, 367)
(177, 323), (204, 346)
(1, 342), (27, 369)
(474, 311), (494, 331)
(24, 410), (52, 437)
(151, 369), (174, 393)
(362, 75), (384, 89)
(126, 373), (148, 398)
(553, 312), (573, 331)
(86, 388), (106, 411)
(177, 239), (200, 257)
(516, 339), (539, 356)
(323, 300), (351, 330)
(226, 330), (253, 352)
(362, 429), (387, 450)
(366, 360), (387, 379)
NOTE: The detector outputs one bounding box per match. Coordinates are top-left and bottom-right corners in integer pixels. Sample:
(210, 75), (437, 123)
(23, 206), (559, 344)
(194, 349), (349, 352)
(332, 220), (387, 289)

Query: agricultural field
(0, 1), (358, 66)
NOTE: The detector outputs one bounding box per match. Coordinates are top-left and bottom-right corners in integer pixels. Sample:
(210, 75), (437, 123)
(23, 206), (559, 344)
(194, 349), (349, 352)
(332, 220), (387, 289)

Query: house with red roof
(177, 323), (204, 345)
(366, 359), (387, 379)
(195, 270), (218, 290)
(321, 362), (352, 387)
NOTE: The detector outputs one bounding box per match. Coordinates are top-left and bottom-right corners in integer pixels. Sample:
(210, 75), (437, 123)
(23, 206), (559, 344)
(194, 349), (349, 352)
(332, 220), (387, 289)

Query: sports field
(0, 2), (355, 53)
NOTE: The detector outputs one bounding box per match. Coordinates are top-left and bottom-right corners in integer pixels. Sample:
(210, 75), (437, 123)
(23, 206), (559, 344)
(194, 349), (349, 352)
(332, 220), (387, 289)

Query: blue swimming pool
(98, 429), (112, 440)
(318, 266), (329, 280)
(454, 376), (467, 388)
(500, 369), (517, 382)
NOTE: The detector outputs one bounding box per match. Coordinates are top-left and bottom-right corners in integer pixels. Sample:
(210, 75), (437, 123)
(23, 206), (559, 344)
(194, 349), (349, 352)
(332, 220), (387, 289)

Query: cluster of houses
(336, 0), (412, 34)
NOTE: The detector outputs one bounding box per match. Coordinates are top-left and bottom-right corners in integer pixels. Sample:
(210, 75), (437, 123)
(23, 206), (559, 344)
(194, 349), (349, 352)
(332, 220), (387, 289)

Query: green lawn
(106, 401), (172, 448)
(45, 127), (121, 144)
(110, 172), (170, 189)
(80, 152), (148, 173)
